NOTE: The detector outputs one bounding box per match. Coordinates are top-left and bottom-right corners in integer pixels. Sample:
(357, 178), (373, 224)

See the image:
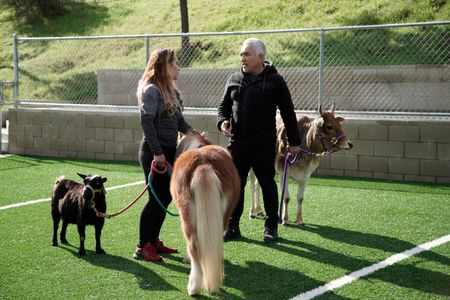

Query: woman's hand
(153, 154), (166, 169)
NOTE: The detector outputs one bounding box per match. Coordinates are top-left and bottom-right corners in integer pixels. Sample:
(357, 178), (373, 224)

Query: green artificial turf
(0, 155), (449, 299)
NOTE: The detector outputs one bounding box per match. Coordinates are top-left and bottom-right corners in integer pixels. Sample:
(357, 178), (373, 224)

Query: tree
(179, 0), (190, 67)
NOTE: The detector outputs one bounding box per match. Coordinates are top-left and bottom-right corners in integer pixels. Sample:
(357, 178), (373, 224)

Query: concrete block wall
(97, 68), (235, 108)
(8, 109), (141, 161)
(7, 108), (450, 184)
(315, 118), (450, 184)
(97, 65), (450, 112)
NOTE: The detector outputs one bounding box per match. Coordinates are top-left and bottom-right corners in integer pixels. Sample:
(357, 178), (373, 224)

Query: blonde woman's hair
(137, 48), (182, 115)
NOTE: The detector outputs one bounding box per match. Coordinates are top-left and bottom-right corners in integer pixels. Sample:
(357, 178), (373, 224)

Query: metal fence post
(0, 109), (2, 154)
(0, 88), (2, 154)
(12, 33), (19, 108)
(145, 35), (150, 64)
(0, 81), (2, 101)
(318, 28), (325, 109)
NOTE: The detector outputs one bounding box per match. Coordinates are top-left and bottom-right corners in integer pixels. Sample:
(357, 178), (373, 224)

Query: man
(217, 38), (301, 244)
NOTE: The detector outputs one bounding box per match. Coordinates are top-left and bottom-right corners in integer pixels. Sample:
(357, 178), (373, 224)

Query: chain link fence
(11, 21), (450, 118)
(0, 80), (14, 106)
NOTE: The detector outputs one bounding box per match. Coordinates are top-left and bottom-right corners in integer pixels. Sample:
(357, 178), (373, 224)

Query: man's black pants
(228, 143), (279, 230)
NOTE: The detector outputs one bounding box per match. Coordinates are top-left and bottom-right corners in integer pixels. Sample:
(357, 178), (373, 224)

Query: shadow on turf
(276, 223), (450, 297)
(222, 259), (349, 300)
(0, 155), (40, 171)
(58, 243), (183, 291)
(54, 225), (450, 298)
(309, 175), (450, 196)
(303, 224), (450, 266)
(219, 236), (347, 299)
(0, 154), (140, 173)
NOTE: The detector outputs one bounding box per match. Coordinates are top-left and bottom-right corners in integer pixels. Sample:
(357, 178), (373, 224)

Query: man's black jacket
(217, 62), (300, 147)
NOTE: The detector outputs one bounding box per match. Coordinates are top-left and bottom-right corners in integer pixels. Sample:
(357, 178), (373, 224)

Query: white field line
(0, 180), (145, 211)
(291, 234), (450, 300)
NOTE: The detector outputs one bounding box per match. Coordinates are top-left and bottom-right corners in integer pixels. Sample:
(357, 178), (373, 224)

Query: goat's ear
(77, 173), (87, 179)
(102, 177), (107, 183)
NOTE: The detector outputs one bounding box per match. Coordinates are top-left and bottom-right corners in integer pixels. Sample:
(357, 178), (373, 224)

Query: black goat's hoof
(78, 250), (86, 256)
(96, 249), (106, 255)
(52, 242), (58, 246)
(61, 239), (69, 244)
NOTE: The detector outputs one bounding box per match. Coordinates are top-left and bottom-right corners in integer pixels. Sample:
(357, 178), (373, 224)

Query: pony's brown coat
(170, 133), (240, 295)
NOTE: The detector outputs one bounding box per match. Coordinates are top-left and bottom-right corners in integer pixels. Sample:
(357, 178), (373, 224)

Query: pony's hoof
(188, 283), (201, 296)
(183, 256), (191, 264)
(297, 223), (306, 228)
(188, 289), (200, 296)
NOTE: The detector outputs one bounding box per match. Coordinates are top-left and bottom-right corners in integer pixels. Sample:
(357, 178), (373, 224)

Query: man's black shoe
(263, 227), (278, 244)
(223, 226), (241, 242)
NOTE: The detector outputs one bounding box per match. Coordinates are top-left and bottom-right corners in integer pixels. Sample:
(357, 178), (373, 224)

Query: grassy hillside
(0, 0), (449, 102)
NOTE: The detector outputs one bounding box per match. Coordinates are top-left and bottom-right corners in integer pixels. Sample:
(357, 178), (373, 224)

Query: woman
(134, 48), (194, 262)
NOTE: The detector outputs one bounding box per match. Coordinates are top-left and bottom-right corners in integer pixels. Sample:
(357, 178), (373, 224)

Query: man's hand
(220, 120), (233, 137)
(287, 145), (301, 156)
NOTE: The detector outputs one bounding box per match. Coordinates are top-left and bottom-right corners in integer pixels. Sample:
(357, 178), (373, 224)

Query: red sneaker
(154, 239), (178, 254)
(133, 243), (162, 262)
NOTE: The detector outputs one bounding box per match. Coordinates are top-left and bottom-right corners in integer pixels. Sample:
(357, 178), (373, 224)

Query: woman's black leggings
(138, 138), (176, 247)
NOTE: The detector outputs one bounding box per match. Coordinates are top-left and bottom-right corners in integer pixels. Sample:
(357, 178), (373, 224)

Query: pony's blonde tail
(190, 165), (224, 294)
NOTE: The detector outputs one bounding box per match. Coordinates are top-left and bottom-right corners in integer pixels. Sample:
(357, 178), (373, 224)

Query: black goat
(51, 173), (107, 255)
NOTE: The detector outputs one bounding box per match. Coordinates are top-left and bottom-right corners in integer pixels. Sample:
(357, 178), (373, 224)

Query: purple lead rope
(279, 152), (298, 223)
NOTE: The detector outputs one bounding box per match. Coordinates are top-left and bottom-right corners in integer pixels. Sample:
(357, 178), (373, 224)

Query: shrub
(1, 0), (65, 24)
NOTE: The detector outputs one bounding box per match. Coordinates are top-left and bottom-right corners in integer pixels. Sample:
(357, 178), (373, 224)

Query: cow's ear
(316, 117), (324, 127)
(77, 173), (87, 179)
(102, 177), (107, 183)
(336, 115), (345, 123)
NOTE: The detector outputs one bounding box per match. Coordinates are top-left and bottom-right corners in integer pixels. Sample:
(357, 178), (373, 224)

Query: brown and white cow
(250, 105), (353, 226)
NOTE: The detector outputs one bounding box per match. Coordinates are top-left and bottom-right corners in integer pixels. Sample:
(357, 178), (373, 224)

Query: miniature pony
(170, 132), (240, 295)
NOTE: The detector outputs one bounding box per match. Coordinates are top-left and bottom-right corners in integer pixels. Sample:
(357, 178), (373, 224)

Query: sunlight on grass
(0, 155), (449, 299)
